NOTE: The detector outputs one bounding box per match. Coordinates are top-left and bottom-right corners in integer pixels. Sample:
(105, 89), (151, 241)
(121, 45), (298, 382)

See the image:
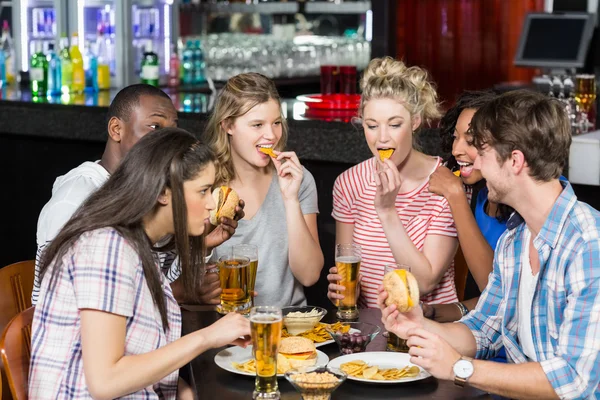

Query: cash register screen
(514, 13), (594, 68)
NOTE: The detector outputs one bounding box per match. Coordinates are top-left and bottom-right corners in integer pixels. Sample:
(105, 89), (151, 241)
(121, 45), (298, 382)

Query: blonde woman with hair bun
(204, 73), (324, 308)
(327, 57), (459, 309)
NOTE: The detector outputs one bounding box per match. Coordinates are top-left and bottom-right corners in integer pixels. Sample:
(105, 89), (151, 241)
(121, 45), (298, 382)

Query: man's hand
(205, 200), (245, 250)
(406, 327), (461, 381)
(198, 270), (221, 305)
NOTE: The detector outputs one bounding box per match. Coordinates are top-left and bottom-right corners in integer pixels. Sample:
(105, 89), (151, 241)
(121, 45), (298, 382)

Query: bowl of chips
(326, 322), (380, 355)
(282, 306), (327, 336)
(285, 366), (347, 400)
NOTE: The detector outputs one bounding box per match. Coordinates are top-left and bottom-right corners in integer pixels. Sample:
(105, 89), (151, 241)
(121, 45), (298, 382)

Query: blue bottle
(84, 41), (98, 92)
(182, 40), (194, 85)
(46, 43), (61, 96)
(0, 48), (6, 87)
(193, 39), (206, 84)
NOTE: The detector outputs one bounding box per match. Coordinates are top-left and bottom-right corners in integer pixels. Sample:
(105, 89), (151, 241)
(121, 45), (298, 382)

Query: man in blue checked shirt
(378, 90), (600, 400)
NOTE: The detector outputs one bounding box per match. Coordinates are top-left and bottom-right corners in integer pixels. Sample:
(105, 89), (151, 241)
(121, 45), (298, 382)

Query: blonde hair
(359, 57), (441, 128)
(204, 73), (288, 185)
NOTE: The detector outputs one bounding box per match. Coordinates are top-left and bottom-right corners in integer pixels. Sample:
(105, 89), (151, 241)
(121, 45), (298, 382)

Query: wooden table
(182, 306), (493, 399)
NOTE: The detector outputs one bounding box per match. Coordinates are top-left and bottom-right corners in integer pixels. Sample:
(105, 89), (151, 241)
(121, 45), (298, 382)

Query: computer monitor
(514, 12), (595, 69)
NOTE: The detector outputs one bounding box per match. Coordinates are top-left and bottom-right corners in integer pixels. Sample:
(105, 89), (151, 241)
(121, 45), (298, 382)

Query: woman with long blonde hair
(204, 73), (324, 307)
(327, 57), (459, 308)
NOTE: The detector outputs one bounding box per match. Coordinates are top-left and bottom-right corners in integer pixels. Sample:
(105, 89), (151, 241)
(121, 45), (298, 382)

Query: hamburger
(277, 337), (317, 372)
(209, 186), (240, 226)
(382, 269), (420, 313)
(378, 148), (394, 161)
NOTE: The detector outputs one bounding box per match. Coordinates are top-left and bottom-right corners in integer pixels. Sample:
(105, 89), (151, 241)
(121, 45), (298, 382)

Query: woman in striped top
(327, 57), (459, 309)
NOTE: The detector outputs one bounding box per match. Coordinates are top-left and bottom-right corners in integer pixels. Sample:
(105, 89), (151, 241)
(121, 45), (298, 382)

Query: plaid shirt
(461, 182), (600, 399)
(29, 228), (182, 399)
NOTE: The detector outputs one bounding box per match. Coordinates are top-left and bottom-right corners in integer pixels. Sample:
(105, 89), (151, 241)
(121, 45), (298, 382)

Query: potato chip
(453, 170), (461, 177)
(362, 366), (379, 379)
(258, 147), (275, 157)
(340, 360), (420, 381)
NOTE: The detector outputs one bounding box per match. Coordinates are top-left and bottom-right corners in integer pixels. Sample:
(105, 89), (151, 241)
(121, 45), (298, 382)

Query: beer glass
(575, 74), (597, 132)
(250, 306), (283, 399)
(335, 243), (362, 320)
(217, 255), (251, 315)
(233, 244), (259, 307)
(384, 263), (411, 353)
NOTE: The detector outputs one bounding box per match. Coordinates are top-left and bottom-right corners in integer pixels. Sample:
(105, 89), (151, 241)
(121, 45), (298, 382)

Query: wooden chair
(454, 246), (469, 302)
(0, 307), (34, 400)
(0, 260), (35, 400)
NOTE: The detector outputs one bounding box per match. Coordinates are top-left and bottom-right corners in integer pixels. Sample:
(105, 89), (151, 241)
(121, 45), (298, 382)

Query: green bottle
(140, 41), (159, 87)
(59, 34), (72, 94)
(30, 41), (48, 97)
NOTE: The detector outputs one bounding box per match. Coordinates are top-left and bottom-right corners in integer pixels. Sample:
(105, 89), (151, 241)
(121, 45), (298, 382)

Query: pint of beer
(217, 255), (251, 315)
(575, 74), (597, 113)
(384, 264), (411, 353)
(250, 306), (283, 399)
(335, 244), (362, 320)
(233, 244), (259, 307)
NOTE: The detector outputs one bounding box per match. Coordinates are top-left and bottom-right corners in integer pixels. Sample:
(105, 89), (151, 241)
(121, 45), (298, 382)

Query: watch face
(453, 359), (474, 379)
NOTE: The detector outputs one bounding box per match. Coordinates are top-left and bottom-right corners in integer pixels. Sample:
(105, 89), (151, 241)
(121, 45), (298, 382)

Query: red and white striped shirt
(332, 157), (458, 308)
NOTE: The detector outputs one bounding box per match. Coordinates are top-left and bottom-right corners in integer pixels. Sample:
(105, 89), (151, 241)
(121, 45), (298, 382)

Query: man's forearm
(422, 319), (478, 357)
(468, 360), (558, 400)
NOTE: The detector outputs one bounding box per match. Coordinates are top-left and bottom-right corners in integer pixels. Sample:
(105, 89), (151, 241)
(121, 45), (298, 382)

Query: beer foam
(335, 256), (361, 264)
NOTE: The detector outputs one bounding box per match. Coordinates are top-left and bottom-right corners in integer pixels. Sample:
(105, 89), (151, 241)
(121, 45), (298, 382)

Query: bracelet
(454, 302), (469, 318)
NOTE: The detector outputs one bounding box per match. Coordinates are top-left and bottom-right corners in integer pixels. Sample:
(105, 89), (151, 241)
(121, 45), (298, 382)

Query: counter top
(0, 86), (445, 165)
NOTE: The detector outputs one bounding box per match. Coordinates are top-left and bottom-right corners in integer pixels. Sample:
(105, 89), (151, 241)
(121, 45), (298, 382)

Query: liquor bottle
(96, 30), (111, 90)
(1, 21), (15, 84)
(182, 40), (194, 85)
(46, 42), (62, 96)
(168, 43), (180, 88)
(30, 41), (48, 96)
(0, 47), (6, 87)
(70, 33), (85, 93)
(193, 39), (206, 84)
(140, 41), (159, 87)
(84, 40), (98, 92)
(59, 35), (72, 94)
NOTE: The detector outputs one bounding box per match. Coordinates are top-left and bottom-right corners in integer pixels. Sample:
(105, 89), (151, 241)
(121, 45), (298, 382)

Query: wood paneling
(396, 0), (544, 104)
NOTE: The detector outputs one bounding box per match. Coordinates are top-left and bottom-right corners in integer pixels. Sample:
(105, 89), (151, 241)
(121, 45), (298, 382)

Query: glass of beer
(384, 263), (411, 353)
(250, 306), (283, 399)
(575, 74), (597, 132)
(217, 255), (251, 315)
(233, 244), (259, 307)
(335, 243), (362, 321)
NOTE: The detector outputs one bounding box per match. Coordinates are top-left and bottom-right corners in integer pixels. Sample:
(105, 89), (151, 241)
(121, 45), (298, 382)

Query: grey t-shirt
(213, 167), (319, 307)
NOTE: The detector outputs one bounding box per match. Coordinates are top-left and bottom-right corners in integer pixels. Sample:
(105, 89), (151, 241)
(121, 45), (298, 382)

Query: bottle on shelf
(1, 21), (15, 84)
(140, 41), (159, 87)
(182, 40), (194, 85)
(84, 40), (98, 92)
(168, 43), (180, 88)
(46, 42), (62, 96)
(0, 47), (6, 87)
(193, 39), (206, 84)
(30, 41), (48, 97)
(96, 30), (111, 90)
(59, 34), (72, 94)
(70, 33), (85, 93)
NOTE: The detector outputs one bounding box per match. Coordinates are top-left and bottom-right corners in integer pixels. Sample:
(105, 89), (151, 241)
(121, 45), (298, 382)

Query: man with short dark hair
(34, 84), (240, 305)
(379, 90), (600, 399)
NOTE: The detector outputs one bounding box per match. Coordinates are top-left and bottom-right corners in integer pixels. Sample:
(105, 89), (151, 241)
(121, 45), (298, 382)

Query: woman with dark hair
(29, 128), (251, 399)
(426, 91), (513, 324)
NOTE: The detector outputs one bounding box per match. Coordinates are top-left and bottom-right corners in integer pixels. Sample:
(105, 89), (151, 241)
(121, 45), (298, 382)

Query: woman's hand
(273, 151), (303, 203)
(377, 285), (424, 339)
(197, 269), (221, 305)
(374, 159), (402, 214)
(428, 166), (464, 200)
(326, 266), (344, 306)
(201, 313), (251, 349)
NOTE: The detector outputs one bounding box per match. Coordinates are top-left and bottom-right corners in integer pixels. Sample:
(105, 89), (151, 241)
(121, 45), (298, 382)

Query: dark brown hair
(39, 128), (216, 329)
(470, 89), (571, 181)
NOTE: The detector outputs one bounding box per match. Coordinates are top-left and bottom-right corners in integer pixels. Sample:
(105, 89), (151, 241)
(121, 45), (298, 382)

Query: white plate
(214, 345), (330, 378)
(327, 351), (431, 384)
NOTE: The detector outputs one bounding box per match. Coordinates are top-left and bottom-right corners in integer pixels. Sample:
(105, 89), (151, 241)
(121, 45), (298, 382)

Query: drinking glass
(384, 263), (411, 353)
(216, 255), (251, 315)
(335, 243), (361, 320)
(575, 74), (597, 132)
(233, 244), (258, 307)
(250, 306), (283, 400)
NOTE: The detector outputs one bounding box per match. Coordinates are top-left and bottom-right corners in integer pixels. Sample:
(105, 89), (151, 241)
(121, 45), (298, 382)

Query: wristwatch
(453, 356), (474, 387)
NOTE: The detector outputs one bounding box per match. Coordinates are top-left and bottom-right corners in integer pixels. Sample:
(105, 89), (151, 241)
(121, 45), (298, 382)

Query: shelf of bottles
(18, 0), (57, 72)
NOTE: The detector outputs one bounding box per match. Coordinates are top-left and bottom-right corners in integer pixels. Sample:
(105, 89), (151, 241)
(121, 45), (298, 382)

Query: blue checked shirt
(461, 182), (600, 399)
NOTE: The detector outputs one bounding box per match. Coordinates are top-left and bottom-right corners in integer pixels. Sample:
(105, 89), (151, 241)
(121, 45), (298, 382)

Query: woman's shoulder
(335, 158), (375, 185)
(74, 227), (140, 260)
